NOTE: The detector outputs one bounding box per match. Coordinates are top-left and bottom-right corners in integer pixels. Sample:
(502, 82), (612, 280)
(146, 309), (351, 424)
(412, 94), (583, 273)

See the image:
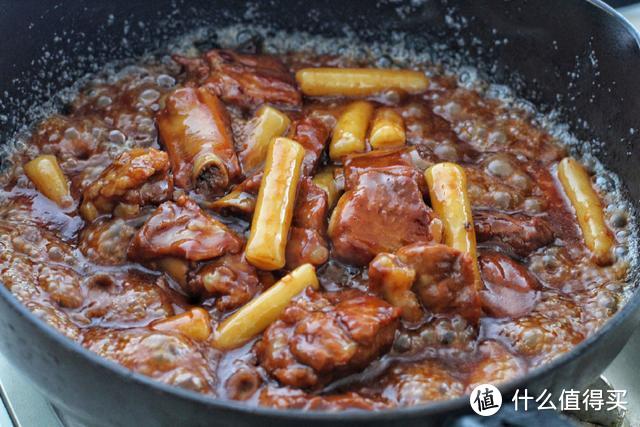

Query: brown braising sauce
(0, 32), (633, 410)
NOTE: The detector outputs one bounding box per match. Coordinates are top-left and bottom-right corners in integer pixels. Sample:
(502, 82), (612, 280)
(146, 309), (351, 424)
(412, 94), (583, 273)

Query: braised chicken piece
(255, 288), (400, 389)
(157, 87), (241, 197)
(285, 178), (330, 269)
(174, 49), (302, 108)
(79, 148), (172, 221)
(329, 150), (441, 266)
(209, 171), (262, 216)
(368, 253), (423, 323)
(285, 228), (329, 270)
(79, 217), (142, 265)
(370, 243), (481, 324)
(68, 153), (114, 196)
(474, 210), (555, 257)
(83, 328), (216, 394)
(342, 148), (421, 187)
(479, 251), (539, 318)
(187, 253), (261, 311)
(212, 145), (330, 220)
(79, 272), (178, 327)
(127, 196), (243, 262)
(289, 115), (331, 175)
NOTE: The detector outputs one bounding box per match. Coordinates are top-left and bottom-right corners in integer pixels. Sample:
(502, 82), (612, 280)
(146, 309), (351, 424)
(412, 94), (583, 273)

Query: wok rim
(1, 0), (640, 422)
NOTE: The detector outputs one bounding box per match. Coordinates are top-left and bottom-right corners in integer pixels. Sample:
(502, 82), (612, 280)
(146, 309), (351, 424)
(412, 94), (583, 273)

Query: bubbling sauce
(0, 27), (636, 410)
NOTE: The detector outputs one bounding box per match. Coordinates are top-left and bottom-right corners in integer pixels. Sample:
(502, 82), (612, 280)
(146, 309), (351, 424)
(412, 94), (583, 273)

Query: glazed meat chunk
(341, 148), (422, 187)
(285, 228), (329, 270)
(80, 217), (141, 265)
(256, 289), (400, 389)
(289, 115), (331, 175)
(187, 253), (261, 311)
(479, 251), (539, 318)
(292, 178), (327, 232)
(80, 148), (172, 221)
(370, 243), (481, 324)
(286, 178), (330, 269)
(79, 272), (177, 327)
(329, 149), (441, 266)
(83, 328), (216, 394)
(368, 252), (423, 323)
(127, 196), (243, 262)
(407, 244), (480, 324)
(474, 210), (555, 257)
(157, 87), (241, 197)
(209, 172), (263, 216)
(174, 49), (301, 108)
(69, 153), (115, 196)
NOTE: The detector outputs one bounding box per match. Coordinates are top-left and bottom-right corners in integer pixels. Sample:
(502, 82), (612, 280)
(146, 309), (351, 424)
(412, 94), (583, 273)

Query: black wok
(0, 0), (639, 426)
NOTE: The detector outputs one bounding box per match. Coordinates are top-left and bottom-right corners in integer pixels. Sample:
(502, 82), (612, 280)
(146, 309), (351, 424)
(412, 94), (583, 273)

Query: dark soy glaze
(0, 33), (632, 411)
